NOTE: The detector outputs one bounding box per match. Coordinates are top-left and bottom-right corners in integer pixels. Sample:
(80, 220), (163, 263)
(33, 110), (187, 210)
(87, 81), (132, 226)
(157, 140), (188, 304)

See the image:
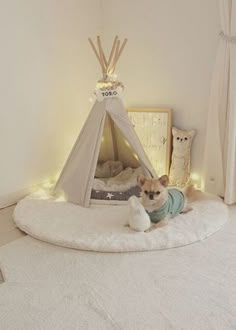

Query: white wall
(102, 0), (220, 182)
(0, 0), (220, 206)
(0, 0), (102, 206)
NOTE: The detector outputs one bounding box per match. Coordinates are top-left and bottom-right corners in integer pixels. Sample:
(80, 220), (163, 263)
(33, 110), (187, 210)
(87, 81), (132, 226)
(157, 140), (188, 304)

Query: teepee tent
(54, 36), (156, 207)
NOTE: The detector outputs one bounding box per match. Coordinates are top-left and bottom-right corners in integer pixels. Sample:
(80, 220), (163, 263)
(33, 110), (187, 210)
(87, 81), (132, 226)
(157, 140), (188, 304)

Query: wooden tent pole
(112, 38), (128, 72)
(110, 39), (120, 74)
(102, 51), (108, 69)
(107, 36), (118, 73)
(97, 36), (106, 78)
(89, 35), (128, 79)
(88, 38), (104, 71)
(117, 38), (128, 62)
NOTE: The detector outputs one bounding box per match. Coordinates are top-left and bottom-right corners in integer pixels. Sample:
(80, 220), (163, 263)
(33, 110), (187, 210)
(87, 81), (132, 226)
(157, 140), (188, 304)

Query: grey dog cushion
(91, 185), (141, 201)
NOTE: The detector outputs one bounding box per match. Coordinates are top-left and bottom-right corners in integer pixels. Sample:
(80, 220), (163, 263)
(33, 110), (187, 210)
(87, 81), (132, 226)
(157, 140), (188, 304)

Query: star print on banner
(106, 193), (114, 200)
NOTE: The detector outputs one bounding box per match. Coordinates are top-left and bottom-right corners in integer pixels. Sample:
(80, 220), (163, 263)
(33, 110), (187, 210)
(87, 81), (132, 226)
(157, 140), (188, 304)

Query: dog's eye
(144, 190), (148, 195)
(184, 137), (188, 141)
(155, 191), (160, 195)
(177, 137), (180, 140)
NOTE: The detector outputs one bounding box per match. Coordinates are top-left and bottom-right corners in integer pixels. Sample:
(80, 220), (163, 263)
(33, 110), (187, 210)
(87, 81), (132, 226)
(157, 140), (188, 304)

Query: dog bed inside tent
(89, 115), (145, 204)
(91, 163), (142, 203)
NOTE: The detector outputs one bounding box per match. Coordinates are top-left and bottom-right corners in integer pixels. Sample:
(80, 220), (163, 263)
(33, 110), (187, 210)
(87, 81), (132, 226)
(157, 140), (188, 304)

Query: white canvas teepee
(54, 36), (156, 207)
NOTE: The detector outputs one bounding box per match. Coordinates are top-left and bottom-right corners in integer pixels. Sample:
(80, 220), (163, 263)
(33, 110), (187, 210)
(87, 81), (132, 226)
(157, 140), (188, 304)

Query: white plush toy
(128, 196), (150, 232)
(169, 127), (195, 186)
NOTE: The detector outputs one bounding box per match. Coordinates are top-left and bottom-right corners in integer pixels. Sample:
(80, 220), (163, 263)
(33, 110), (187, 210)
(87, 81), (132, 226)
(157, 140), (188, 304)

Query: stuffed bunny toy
(169, 127), (195, 186)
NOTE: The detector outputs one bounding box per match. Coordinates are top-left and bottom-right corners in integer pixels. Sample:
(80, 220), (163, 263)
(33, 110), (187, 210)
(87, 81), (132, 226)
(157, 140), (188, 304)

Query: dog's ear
(159, 175), (169, 187)
(137, 175), (147, 187)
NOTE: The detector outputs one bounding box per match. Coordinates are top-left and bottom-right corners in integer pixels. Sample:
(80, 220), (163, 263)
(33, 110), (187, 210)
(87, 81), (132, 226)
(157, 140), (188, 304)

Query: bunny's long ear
(159, 175), (169, 187)
(137, 175), (147, 187)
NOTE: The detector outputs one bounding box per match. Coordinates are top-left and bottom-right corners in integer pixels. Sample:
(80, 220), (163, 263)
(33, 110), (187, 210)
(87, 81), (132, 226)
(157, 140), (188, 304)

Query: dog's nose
(149, 194), (154, 200)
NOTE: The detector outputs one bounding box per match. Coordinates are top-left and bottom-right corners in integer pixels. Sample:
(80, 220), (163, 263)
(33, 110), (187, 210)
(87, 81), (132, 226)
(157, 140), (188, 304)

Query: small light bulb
(56, 194), (67, 202)
(190, 173), (200, 181)
(42, 181), (53, 189)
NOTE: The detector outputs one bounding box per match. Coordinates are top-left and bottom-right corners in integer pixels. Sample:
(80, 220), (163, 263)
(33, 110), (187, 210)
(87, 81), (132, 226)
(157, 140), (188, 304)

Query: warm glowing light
(125, 140), (130, 147)
(38, 177), (57, 192)
(190, 173), (200, 181)
(190, 173), (202, 189)
(101, 136), (105, 143)
(96, 79), (123, 91)
(41, 181), (54, 189)
(55, 194), (67, 202)
(200, 178), (205, 191)
(112, 73), (118, 80)
(53, 172), (61, 182)
(133, 153), (139, 160)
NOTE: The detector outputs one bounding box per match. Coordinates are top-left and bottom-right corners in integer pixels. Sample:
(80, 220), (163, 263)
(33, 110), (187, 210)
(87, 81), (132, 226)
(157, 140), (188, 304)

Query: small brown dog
(138, 175), (193, 231)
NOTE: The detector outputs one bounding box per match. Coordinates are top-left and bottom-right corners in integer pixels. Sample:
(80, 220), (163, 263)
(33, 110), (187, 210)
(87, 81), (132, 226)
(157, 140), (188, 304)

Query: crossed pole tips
(88, 36), (128, 80)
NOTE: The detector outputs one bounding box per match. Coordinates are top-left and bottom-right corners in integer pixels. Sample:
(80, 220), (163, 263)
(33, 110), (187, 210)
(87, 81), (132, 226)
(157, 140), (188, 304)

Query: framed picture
(128, 108), (172, 176)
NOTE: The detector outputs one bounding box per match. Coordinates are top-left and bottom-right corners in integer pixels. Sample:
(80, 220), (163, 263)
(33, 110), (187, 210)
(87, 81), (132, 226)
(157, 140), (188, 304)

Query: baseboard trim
(0, 187), (33, 209)
(0, 181), (53, 209)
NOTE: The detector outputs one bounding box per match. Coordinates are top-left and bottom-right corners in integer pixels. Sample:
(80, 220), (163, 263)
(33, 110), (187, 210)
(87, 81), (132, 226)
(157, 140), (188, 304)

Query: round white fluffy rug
(14, 191), (228, 252)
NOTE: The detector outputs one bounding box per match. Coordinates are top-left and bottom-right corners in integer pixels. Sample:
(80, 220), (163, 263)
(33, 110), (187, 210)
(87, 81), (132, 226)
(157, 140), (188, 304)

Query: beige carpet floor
(0, 205), (25, 247)
(0, 204), (235, 329)
(0, 205), (25, 283)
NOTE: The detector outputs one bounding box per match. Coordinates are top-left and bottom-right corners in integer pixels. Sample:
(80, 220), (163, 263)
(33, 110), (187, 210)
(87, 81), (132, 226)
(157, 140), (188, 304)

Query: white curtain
(203, 0), (236, 204)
